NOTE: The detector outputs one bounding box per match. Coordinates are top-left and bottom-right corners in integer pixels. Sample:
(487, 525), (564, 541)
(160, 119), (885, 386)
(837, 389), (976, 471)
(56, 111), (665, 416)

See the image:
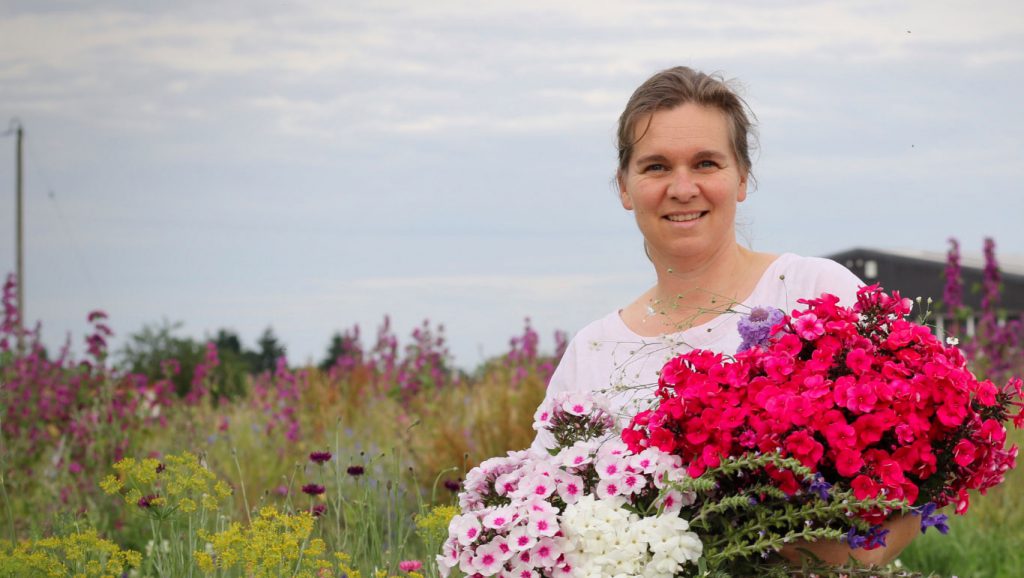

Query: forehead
(632, 103), (734, 157)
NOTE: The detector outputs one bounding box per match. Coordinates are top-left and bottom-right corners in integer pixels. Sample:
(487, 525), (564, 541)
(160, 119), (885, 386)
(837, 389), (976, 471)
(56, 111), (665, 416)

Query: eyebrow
(633, 150), (728, 165)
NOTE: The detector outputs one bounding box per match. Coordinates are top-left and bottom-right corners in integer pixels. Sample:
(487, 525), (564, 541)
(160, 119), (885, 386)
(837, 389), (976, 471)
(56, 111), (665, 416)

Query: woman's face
(618, 103), (748, 264)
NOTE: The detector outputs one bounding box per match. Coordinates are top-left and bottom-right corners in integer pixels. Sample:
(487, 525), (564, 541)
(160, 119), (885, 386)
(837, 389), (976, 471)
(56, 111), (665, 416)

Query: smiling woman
(527, 66), (917, 566)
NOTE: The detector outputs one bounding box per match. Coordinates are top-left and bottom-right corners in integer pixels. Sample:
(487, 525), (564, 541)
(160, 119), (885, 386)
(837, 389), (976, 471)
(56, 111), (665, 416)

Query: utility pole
(15, 123), (24, 350)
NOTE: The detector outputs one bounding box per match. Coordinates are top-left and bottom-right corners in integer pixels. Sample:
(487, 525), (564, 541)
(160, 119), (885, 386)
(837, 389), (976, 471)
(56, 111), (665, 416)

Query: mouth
(664, 211), (707, 223)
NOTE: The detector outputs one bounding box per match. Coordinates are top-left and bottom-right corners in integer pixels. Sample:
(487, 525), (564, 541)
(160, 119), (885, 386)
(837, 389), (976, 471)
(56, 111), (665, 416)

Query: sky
(1, 0), (1022, 369)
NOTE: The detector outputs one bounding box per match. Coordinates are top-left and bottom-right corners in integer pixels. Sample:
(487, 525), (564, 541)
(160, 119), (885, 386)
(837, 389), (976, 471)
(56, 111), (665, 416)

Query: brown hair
(616, 66), (757, 177)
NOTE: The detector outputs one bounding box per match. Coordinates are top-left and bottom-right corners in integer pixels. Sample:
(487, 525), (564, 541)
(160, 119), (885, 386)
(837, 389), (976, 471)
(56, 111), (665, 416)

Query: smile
(664, 212), (706, 222)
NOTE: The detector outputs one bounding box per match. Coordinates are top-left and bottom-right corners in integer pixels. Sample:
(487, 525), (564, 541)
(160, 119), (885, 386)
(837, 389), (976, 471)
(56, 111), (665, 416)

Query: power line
(21, 127), (104, 308)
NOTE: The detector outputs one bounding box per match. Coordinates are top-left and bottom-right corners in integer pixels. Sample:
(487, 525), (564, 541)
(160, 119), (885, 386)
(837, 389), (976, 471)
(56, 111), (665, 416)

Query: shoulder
(566, 310), (632, 351)
(755, 253), (864, 307)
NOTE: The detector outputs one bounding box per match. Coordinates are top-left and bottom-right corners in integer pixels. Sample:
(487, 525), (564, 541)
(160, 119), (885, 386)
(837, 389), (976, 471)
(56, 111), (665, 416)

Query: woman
(531, 66), (916, 565)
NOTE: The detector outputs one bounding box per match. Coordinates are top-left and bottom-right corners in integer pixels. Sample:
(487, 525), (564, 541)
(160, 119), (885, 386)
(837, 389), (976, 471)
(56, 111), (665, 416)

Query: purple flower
(737, 306), (785, 353)
(137, 494), (159, 509)
(309, 451), (333, 465)
(914, 502), (950, 535)
(865, 525), (890, 549)
(843, 527), (867, 549)
(346, 465), (365, 477)
(808, 475), (832, 501)
(443, 478), (461, 493)
(310, 503), (327, 517)
(301, 483), (326, 496)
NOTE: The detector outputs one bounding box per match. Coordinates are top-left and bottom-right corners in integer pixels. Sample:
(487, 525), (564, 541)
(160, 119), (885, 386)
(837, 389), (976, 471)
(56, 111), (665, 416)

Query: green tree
(117, 319), (205, 398)
(254, 326), (286, 373)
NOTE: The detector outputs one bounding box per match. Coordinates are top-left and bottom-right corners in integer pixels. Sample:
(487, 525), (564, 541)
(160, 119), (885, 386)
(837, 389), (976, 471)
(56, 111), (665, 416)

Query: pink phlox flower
(507, 526), (538, 552)
(595, 477), (625, 499)
(555, 472), (584, 504)
(471, 540), (506, 575)
(953, 439), (978, 467)
(511, 473), (555, 501)
(619, 471), (647, 495)
(526, 512), (558, 538)
(596, 438), (630, 458)
(655, 489), (692, 513)
(496, 473), (526, 499)
(559, 394), (593, 417)
(436, 541), (459, 578)
(483, 506), (518, 530)
(451, 513), (484, 546)
(523, 495), (556, 514)
(529, 538), (565, 567)
(557, 441), (596, 469)
(793, 312), (826, 341)
(628, 447), (662, 473)
(457, 547), (476, 576)
(508, 564), (539, 578)
(532, 404), (553, 431)
(595, 455), (627, 479)
(652, 459), (688, 490)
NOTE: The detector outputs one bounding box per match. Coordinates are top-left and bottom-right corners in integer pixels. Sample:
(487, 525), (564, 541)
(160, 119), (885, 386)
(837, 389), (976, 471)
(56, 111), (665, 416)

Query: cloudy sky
(1, 0), (1022, 368)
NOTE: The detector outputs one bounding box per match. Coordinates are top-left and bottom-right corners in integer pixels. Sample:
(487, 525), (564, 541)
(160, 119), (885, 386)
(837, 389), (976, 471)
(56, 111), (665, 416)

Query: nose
(667, 169), (699, 201)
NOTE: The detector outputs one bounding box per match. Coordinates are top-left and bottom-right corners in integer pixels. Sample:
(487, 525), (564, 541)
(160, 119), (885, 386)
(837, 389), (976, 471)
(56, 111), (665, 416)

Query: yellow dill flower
(335, 552), (362, 578)
(415, 504), (458, 545)
(201, 506), (332, 578)
(195, 550), (215, 573)
(99, 474), (122, 495)
(179, 497), (197, 513)
(0, 528), (142, 578)
(214, 480), (233, 499)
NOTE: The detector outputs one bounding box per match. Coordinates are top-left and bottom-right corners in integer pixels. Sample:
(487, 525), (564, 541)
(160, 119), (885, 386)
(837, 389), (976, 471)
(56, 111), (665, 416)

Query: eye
(642, 163), (668, 173)
(696, 160), (720, 170)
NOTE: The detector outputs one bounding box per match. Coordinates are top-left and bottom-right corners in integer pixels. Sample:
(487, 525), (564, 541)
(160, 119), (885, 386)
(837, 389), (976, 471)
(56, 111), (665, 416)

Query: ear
(617, 171), (634, 210)
(737, 171), (749, 203)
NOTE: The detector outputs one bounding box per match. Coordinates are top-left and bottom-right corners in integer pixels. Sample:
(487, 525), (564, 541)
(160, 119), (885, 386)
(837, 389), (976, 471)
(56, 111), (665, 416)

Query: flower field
(1, 239), (1022, 578)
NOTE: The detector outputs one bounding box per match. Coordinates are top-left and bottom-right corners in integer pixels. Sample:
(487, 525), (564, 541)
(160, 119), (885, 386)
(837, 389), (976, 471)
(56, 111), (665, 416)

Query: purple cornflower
(309, 451), (333, 465)
(310, 503), (327, 517)
(346, 465), (365, 477)
(808, 475), (832, 501)
(914, 502), (950, 535)
(443, 478), (461, 493)
(737, 306), (785, 353)
(301, 483), (326, 496)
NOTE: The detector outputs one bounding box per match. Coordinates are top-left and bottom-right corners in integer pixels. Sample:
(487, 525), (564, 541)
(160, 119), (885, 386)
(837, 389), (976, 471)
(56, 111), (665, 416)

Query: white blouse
(531, 253), (863, 452)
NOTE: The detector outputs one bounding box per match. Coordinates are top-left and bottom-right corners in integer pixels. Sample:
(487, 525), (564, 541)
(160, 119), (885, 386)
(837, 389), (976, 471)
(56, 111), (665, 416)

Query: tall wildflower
(976, 238), (1016, 383)
(943, 237), (964, 336)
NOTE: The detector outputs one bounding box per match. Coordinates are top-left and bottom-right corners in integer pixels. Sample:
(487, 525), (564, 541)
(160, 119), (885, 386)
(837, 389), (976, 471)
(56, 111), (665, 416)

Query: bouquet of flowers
(440, 390), (909, 577)
(623, 285), (1023, 528)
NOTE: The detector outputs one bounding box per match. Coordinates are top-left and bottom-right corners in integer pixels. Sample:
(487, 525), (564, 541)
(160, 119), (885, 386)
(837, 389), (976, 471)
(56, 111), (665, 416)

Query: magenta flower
(310, 503), (327, 517)
(309, 451), (332, 465)
(346, 465), (365, 477)
(398, 560), (423, 573)
(301, 483), (325, 496)
(137, 494), (159, 509)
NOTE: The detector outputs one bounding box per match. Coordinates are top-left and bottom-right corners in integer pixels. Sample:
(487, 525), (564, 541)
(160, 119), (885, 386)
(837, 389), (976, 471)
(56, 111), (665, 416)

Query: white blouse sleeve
(529, 335), (580, 453)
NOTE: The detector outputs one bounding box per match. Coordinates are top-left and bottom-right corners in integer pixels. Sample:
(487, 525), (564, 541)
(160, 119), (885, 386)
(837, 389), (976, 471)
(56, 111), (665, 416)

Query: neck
(648, 242), (751, 309)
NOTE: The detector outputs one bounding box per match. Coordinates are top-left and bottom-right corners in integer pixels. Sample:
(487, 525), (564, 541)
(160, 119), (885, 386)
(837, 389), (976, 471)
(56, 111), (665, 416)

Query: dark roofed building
(826, 247), (1024, 338)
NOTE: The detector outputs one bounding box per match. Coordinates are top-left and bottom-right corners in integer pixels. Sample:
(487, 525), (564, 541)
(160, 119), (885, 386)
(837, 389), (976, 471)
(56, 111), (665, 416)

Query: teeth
(665, 212), (703, 222)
